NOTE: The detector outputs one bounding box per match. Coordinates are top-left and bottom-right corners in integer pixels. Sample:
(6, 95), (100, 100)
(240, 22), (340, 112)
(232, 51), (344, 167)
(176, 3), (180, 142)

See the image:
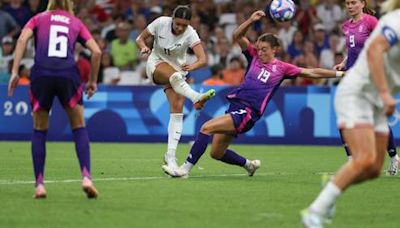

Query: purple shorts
(29, 76), (83, 112)
(226, 101), (260, 134)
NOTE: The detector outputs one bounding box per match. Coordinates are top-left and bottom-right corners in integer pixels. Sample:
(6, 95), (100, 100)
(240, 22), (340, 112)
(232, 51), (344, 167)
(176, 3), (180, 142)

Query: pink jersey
(25, 10), (92, 81)
(227, 44), (302, 115)
(342, 14), (377, 70)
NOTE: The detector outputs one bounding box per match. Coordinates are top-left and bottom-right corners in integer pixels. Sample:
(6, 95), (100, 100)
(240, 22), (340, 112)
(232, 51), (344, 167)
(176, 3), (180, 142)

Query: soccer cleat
(387, 154), (399, 176)
(301, 209), (324, 228)
(33, 184), (47, 199)
(194, 89), (216, 110)
(164, 153), (178, 169)
(245, 160), (261, 176)
(82, 177), (98, 199)
(320, 173), (335, 221)
(162, 165), (188, 178)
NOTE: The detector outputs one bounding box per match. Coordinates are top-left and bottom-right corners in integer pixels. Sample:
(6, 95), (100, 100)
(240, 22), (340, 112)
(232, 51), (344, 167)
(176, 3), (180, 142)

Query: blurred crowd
(0, 0), (387, 86)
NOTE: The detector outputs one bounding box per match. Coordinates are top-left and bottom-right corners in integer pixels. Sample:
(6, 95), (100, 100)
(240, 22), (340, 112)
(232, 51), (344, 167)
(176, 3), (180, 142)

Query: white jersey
(147, 16), (201, 72)
(345, 10), (400, 103)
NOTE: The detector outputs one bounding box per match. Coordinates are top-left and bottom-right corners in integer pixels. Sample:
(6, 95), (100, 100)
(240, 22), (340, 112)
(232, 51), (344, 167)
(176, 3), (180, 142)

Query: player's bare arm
(85, 39), (102, 99)
(8, 28), (33, 97)
(299, 68), (345, 79)
(367, 34), (395, 116)
(232, 11), (265, 51)
(136, 28), (153, 55)
(181, 43), (207, 71)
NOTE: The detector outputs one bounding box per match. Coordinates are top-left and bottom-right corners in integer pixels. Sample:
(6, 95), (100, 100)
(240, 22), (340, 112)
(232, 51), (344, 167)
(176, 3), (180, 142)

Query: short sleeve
(242, 44), (257, 64)
(282, 61), (302, 78)
(78, 20), (93, 43)
(24, 15), (39, 30)
(367, 15), (378, 31)
(380, 14), (400, 47)
(188, 28), (201, 48)
(147, 17), (163, 35)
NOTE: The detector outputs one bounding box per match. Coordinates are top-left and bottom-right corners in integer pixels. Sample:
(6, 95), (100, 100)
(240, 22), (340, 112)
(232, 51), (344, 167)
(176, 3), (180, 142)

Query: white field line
(0, 172), (279, 185)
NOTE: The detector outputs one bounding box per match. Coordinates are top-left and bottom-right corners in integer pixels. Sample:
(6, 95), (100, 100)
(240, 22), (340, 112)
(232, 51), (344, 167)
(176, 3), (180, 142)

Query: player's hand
(381, 92), (396, 116)
(250, 10), (266, 22)
(181, 63), (192, 71)
(85, 81), (97, 100)
(333, 63), (345, 71)
(140, 47), (151, 55)
(7, 73), (19, 97)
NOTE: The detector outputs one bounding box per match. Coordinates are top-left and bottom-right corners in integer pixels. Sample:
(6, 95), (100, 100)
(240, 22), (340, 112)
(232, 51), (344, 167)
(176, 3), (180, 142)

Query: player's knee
(352, 157), (374, 173)
(169, 72), (184, 84)
(200, 123), (213, 135)
(368, 163), (382, 179)
(210, 150), (223, 160)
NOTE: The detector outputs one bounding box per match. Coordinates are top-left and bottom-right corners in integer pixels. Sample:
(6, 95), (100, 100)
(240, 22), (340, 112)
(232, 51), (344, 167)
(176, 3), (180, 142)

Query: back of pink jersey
(25, 10), (92, 80)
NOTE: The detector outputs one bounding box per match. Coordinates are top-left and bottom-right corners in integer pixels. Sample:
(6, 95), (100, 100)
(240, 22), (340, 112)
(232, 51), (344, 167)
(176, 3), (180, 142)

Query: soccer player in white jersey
(302, 1), (400, 227)
(136, 5), (216, 170)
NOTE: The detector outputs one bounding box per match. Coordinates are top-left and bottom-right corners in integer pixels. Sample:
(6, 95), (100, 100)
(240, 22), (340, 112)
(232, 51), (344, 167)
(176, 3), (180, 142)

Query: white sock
(169, 72), (200, 103)
(166, 113), (183, 158)
(347, 155), (352, 161)
(181, 161), (194, 173)
(310, 182), (342, 215)
(244, 159), (251, 169)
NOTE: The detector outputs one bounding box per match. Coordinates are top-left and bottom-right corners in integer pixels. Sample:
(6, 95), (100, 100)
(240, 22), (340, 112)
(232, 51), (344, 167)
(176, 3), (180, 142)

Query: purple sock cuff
(33, 129), (48, 134)
(72, 127), (86, 133)
(198, 132), (211, 142)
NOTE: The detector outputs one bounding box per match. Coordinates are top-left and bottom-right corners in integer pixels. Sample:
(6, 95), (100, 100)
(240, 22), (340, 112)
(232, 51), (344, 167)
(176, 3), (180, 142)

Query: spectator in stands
(27, 0), (42, 16)
(316, 0), (343, 33)
(100, 52), (120, 85)
(0, 1), (20, 41)
(129, 14), (147, 41)
(110, 22), (138, 70)
(0, 36), (15, 84)
(320, 34), (340, 69)
(277, 21), (297, 52)
(313, 23), (330, 57)
(102, 13), (126, 43)
(222, 57), (245, 85)
(210, 37), (234, 67)
(203, 64), (226, 86)
(287, 30), (304, 60)
(3, 0), (31, 27)
(295, 0), (318, 36)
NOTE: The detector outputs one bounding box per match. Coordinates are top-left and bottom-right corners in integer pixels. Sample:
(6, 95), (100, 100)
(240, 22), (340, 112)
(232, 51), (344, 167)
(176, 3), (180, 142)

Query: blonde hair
(47, 0), (74, 15)
(381, 0), (400, 13)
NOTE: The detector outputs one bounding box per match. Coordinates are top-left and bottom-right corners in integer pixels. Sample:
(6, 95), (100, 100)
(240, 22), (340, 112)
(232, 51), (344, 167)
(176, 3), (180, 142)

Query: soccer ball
(269, 0), (296, 22)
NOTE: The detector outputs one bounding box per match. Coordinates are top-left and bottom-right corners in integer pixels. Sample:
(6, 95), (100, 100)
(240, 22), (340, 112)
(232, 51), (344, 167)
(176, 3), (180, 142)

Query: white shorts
(146, 53), (187, 84)
(334, 73), (389, 133)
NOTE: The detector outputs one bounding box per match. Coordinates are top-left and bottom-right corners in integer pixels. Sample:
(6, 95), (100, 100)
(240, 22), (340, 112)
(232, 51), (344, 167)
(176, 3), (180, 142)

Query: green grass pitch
(0, 142), (398, 228)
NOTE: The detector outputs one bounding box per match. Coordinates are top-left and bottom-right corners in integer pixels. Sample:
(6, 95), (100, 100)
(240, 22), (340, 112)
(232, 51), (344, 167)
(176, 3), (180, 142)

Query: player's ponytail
(257, 33), (281, 49)
(172, 5), (192, 21)
(361, 0), (376, 15)
(47, 0), (74, 15)
(381, 0), (400, 13)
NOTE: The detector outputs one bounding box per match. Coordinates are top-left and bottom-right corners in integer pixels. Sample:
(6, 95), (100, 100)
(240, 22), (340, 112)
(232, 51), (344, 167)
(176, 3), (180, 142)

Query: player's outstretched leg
(168, 72), (215, 110)
(339, 130), (352, 160)
(163, 132), (211, 178)
(387, 126), (399, 176)
(73, 127), (98, 198)
(32, 129), (48, 199)
(213, 149), (261, 176)
(194, 89), (216, 110)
